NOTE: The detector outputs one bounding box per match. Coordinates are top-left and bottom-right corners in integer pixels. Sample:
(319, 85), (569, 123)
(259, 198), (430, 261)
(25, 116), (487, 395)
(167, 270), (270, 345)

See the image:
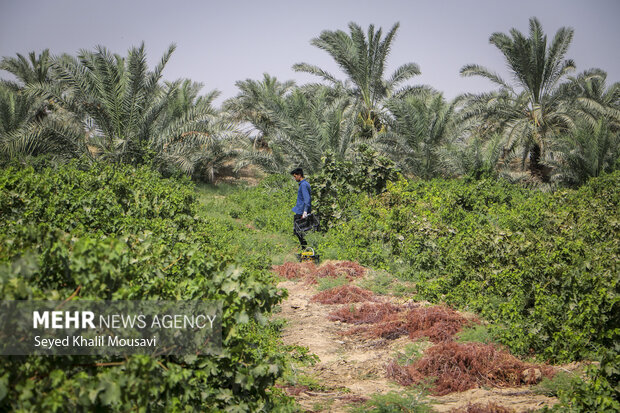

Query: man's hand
(302, 211), (308, 219)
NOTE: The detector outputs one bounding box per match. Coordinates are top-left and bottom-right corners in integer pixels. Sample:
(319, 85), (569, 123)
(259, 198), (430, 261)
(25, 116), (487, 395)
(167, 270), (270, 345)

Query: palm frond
(460, 64), (513, 92)
(292, 63), (340, 85)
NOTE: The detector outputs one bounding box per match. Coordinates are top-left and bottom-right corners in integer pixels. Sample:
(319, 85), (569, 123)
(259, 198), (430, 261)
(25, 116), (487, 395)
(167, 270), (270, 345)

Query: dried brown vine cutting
(272, 261), (367, 284)
(386, 341), (554, 395)
(311, 285), (377, 304)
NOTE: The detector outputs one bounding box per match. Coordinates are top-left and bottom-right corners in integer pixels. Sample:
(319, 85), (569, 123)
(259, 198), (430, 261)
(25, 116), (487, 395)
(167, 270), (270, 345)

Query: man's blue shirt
(292, 179), (311, 215)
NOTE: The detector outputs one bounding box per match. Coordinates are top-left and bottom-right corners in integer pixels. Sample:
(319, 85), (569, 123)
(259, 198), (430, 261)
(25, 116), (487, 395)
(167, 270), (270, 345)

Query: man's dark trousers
(293, 214), (307, 247)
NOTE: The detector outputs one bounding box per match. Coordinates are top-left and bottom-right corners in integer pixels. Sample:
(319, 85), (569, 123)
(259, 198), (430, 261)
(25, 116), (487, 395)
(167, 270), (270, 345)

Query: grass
(316, 275), (350, 291)
(359, 269), (417, 297)
(349, 389), (431, 413)
(311, 399), (335, 412)
(194, 181), (299, 265)
(533, 370), (579, 397)
(392, 342), (430, 366)
(455, 324), (494, 344)
(287, 373), (328, 392)
(358, 270), (393, 295)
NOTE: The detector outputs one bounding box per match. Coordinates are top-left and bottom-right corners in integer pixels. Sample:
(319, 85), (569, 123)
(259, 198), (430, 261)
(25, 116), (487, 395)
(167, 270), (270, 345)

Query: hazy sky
(1, 0), (619, 107)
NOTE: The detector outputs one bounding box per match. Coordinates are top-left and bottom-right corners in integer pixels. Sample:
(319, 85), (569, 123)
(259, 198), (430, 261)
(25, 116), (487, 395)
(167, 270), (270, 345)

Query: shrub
(0, 162), (288, 411)
(319, 172), (620, 362)
(551, 344), (620, 412)
(312, 145), (400, 229)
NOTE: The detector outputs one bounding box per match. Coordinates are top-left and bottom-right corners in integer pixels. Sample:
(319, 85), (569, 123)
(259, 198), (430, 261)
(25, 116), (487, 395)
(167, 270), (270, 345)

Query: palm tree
(0, 84), (85, 161)
(460, 17), (576, 181)
(0, 82), (40, 159)
(223, 73), (295, 148)
(437, 132), (506, 179)
(548, 118), (619, 186)
(161, 79), (219, 123)
(27, 43), (236, 177)
(560, 69), (620, 130)
(1, 49), (55, 129)
(30, 43), (177, 164)
(293, 22), (421, 138)
(0, 50), (84, 161)
(0, 49), (52, 87)
(154, 81), (238, 181)
(381, 90), (458, 179)
(235, 85), (355, 174)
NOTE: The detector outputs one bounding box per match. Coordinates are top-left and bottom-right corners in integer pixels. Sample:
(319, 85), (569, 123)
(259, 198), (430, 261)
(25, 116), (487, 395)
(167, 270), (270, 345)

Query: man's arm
(301, 182), (311, 218)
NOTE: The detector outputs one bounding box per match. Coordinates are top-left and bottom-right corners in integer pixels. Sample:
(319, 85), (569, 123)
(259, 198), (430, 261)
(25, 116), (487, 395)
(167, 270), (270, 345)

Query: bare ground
(275, 272), (560, 413)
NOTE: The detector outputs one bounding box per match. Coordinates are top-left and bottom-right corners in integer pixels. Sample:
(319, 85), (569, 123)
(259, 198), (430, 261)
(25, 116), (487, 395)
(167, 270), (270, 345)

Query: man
(290, 167), (311, 248)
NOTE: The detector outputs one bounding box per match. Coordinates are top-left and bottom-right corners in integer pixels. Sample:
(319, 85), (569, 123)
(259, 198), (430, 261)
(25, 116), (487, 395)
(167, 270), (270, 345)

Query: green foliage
(224, 73), (296, 141)
(313, 145), (400, 228)
(460, 17), (577, 180)
(293, 22), (421, 139)
(0, 49), (52, 85)
(437, 133), (505, 180)
(552, 345), (620, 412)
(234, 85), (356, 175)
(534, 371), (576, 398)
(316, 275), (349, 291)
(9, 44), (237, 180)
(0, 82), (80, 162)
(392, 343), (426, 367)
(319, 172), (619, 363)
(550, 118), (620, 186)
(0, 162), (290, 411)
(350, 390), (430, 413)
(224, 174), (296, 235)
(455, 324), (494, 345)
(382, 91), (457, 179)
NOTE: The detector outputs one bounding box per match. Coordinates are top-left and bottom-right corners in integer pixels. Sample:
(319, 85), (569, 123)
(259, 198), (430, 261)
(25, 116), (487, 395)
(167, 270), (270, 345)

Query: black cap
(290, 167), (304, 176)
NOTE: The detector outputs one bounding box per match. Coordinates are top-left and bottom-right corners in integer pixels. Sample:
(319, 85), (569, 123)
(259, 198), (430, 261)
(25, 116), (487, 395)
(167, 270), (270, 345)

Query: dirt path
(275, 270), (560, 413)
(276, 280), (403, 412)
